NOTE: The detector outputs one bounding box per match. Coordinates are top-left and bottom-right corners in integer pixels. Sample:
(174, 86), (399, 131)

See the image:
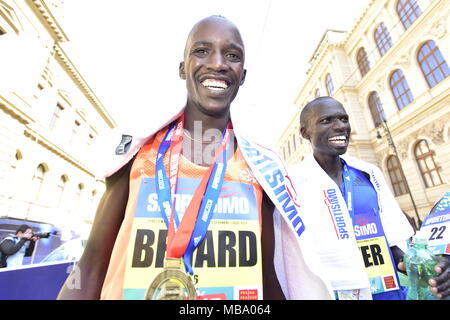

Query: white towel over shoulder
(287, 154), (414, 292)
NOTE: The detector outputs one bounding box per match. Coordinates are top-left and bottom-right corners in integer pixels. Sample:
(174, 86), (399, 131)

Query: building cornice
(0, 1), (23, 33)
(295, 31), (346, 105)
(27, 0), (69, 42)
(308, 29), (347, 64)
(341, 0), (378, 46)
(23, 125), (96, 178)
(0, 94), (33, 125)
(26, 1), (117, 129)
(54, 43), (117, 128)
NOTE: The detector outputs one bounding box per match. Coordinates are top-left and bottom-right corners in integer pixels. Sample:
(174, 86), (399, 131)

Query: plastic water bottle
(404, 231), (439, 300)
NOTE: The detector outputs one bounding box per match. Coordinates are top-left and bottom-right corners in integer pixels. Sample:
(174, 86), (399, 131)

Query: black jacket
(0, 236), (35, 268)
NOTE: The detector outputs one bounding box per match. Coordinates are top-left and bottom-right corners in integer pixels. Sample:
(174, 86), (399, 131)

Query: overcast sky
(60, 0), (370, 148)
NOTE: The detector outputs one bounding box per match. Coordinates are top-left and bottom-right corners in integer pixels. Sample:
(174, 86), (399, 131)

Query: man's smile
(200, 79), (230, 91)
(328, 135), (348, 147)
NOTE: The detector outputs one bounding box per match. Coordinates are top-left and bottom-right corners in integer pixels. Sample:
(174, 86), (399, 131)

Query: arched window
(49, 103), (63, 132)
(357, 47), (371, 77)
(368, 92), (386, 127)
(76, 183), (84, 202)
(314, 88), (321, 98)
(57, 175), (68, 208)
(31, 164), (47, 203)
(417, 40), (450, 88)
(90, 189), (98, 215)
(15, 150), (22, 161)
(374, 23), (393, 56)
(396, 0), (422, 30)
(390, 69), (414, 110)
(87, 132), (95, 151)
(325, 73), (334, 96)
(387, 155), (408, 196)
(415, 140), (443, 188)
(73, 183), (85, 214)
(69, 120), (81, 145)
(11, 150), (23, 170)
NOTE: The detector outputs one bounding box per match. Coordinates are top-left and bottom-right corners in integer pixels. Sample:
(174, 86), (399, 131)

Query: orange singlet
(101, 125), (264, 300)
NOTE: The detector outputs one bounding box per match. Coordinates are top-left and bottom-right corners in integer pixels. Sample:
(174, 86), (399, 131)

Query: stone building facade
(0, 0), (116, 237)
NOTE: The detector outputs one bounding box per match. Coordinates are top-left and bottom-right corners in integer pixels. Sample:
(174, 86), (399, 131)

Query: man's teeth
(201, 79), (229, 90)
(328, 136), (347, 143)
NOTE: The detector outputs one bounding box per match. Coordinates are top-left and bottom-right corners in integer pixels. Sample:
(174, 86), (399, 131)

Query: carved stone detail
(397, 54), (410, 69)
(396, 140), (409, 160)
(390, 117), (448, 160)
(376, 78), (385, 92)
(429, 18), (447, 39)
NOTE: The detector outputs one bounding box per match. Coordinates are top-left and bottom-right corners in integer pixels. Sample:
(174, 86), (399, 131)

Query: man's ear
(179, 61), (186, 80)
(300, 126), (309, 140)
(239, 69), (247, 86)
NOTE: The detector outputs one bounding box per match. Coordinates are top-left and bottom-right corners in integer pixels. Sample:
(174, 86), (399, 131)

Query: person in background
(288, 96), (449, 299)
(0, 224), (39, 268)
(416, 191), (450, 299)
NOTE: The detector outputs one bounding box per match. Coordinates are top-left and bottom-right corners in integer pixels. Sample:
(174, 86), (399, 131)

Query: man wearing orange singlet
(58, 15), (333, 300)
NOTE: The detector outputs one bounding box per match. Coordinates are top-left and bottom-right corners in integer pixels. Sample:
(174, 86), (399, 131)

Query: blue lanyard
(183, 141), (227, 275)
(155, 122), (229, 275)
(155, 121), (179, 228)
(341, 161), (402, 294)
(341, 160), (355, 218)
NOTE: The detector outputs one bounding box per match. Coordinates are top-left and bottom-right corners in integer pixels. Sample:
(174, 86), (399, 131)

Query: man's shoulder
(341, 155), (380, 173)
(94, 128), (157, 180)
(286, 162), (304, 175)
(0, 236), (16, 251)
(1, 235), (15, 242)
(286, 156), (312, 174)
(95, 108), (185, 179)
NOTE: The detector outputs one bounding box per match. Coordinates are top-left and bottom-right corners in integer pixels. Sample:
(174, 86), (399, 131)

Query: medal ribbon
(155, 114), (231, 274)
(341, 160), (400, 294)
(341, 161), (354, 218)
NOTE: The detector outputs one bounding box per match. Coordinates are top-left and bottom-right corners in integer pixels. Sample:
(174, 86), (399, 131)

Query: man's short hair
(183, 15), (243, 60)
(15, 224), (31, 234)
(300, 96), (335, 129)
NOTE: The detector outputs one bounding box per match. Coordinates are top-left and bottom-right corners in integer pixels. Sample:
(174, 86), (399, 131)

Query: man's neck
(182, 103), (233, 167)
(313, 152), (343, 186)
(183, 104), (231, 135)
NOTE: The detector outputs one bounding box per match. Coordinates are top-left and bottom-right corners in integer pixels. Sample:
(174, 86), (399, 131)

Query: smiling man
(57, 16), (333, 300)
(288, 96), (450, 300)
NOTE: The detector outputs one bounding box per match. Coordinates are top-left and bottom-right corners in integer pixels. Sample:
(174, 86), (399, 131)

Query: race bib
(356, 236), (399, 294)
(421, 210), (450, 256)
(122, 177), (263, 300)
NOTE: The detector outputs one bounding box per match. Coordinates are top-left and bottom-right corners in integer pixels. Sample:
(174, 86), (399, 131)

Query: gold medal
(145, 258), (197, 300)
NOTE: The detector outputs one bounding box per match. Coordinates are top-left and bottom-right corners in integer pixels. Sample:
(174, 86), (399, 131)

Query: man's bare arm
(58, 160), (133, 299)
(261, 192), (285, 300)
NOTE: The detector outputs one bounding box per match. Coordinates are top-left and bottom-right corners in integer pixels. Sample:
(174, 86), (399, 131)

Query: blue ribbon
(155, 121), (180, 228)
(155, 121), (229, 275)
(341, 161), (355, 218)
(340, 160), (401, 294)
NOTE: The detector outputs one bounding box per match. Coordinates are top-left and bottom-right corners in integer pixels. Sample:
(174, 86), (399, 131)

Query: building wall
(278, 0), (450, 224)
(0, 0), (116, 237)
